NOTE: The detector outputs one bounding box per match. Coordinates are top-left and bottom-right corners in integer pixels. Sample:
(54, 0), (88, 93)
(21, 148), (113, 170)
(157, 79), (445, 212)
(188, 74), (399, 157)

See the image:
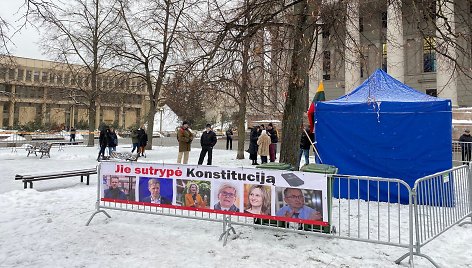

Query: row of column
(310, 0), (457, 106)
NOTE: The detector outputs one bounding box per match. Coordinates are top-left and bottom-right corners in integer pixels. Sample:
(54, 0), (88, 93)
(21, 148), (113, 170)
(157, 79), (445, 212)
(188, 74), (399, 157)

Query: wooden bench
(15, 168), (97, 189)
(110, 151), (140, 161)
(51, 141), (84, 151)
(26, 142), (53, 158)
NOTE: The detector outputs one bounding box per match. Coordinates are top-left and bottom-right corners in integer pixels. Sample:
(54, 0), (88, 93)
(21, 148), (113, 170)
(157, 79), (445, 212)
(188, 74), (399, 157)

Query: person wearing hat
(198, 123), (217, 165)
(177, 121), (194, 164)
(459, 129), (472, 164)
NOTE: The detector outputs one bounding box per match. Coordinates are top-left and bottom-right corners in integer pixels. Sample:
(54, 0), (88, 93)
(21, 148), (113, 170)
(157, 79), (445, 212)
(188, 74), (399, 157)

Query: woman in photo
(184, 183), (207, 208)
(244, 185), (270, 215)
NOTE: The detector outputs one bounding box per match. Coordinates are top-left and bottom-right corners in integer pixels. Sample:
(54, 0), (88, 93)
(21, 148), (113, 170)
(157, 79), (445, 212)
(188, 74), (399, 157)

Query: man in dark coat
(248, 125), (261, 165)
(97, 126), (110, 161)
(266, 123), (278, 162)
(104, 176), (127, 200)
(225, 127), (233, 150)
(299, 126), (312, 167)
(198, 124), (217, 165)
(459, 129), (472, 164)
(137, 125), (148, 157)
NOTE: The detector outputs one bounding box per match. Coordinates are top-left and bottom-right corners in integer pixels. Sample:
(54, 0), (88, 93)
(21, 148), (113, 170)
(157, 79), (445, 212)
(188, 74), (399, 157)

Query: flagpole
(303, 128), (322, 164)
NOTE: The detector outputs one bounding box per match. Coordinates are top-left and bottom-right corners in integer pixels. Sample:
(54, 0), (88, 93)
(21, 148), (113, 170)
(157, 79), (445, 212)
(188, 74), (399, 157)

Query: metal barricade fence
(86, 164), (472, 267)
(452, 141), (472, 166)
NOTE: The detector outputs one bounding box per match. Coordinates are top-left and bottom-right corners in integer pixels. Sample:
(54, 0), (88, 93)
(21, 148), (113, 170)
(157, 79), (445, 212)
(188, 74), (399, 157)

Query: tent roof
(329, 69), (447, 103)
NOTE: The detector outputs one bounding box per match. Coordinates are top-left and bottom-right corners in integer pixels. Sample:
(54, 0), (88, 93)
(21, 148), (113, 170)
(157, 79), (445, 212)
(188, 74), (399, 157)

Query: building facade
(309, 0), (472, 107)
(0, 56), (148, 129)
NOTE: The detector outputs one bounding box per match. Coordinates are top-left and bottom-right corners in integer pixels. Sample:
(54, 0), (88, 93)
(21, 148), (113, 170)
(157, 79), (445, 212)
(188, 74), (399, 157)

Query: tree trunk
(236, 23), (251, 160)
(280, 0), (317, 169)
(146, 103), (156, 150)
(87, 100), (96, 147)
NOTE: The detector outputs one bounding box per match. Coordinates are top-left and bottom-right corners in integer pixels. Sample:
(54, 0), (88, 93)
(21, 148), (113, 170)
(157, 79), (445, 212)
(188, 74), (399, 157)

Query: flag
(307, 81), (325, 133)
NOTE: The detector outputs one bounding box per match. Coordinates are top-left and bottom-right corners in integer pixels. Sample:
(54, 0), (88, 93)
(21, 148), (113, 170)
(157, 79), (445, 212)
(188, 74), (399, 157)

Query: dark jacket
(226, 129), (233, 137)
(248, 128), (260, 155)
(141, 195), (172, 204)
(267, 128), (278, 143)
(104, 187), (127, 200)
(138, 128), (148, 147)
(108, 131), (118, 147)
(201, 130), (217, 147)
(99, 129), (109, 147)
(459, 134), (472, 150)
(300, 129), (313, 150)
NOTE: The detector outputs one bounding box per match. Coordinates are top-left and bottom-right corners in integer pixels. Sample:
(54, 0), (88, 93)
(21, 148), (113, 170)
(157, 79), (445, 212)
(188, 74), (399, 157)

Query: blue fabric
(315, 69), (452, 204)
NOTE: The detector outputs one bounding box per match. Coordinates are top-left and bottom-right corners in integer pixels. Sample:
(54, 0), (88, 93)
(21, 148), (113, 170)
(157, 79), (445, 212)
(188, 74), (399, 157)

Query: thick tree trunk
(236, 25), (251, 160)
(87, 100), (96, 147)
(280, 0), (317, 169)
(146, 104), (156, 150)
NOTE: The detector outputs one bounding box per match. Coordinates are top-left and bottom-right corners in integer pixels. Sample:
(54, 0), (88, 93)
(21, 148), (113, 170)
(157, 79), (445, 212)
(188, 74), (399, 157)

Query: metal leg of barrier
(458, 215), (472, 227)
(218, 215), (236, 246)
(85, 210), (111, 226)
(395, 251), (440, 268)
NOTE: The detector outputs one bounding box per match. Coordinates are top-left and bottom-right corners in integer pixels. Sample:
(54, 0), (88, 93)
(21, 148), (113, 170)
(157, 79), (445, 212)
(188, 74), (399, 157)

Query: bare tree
(26, 0), (120, 146)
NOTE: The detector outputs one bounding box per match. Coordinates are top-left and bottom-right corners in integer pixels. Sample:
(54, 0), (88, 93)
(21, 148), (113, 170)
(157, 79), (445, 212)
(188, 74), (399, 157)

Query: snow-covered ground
(0, 144), (471, 267)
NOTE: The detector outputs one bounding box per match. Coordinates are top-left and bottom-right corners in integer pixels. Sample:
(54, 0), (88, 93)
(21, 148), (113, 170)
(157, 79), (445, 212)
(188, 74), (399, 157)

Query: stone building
(0, 56), (148, 129)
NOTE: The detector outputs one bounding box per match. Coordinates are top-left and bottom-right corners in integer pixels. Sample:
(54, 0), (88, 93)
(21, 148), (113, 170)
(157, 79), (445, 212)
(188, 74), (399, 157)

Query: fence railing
(86, 162), (472, 268)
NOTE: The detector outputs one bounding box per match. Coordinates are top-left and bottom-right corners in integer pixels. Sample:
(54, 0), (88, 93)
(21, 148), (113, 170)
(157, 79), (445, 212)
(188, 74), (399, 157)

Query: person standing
(299, 126), (312, 167)
(69, 126), (76, 143)
(248, 126), (260, 165)
(225, 127), (233, 150)
(97, 126), (110, 161)
(198, 124), (217, 165)
(177, 121), (194, 164)
(131, 128), (139, 153)
(257, 129), (271, 164)
(108, 127), (118, 155)
(137, 125), (148, 157)
(459, 129), (472, 164)
(266, 123), (278, 162)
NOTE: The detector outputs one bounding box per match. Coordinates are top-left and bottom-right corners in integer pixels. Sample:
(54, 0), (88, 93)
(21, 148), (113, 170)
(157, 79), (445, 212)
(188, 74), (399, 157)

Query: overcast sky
(0, 0), (46, 60)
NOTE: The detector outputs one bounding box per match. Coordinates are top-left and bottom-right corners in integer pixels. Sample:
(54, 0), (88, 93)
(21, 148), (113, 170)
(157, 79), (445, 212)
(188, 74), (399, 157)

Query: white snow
(0, 144), (471, 267)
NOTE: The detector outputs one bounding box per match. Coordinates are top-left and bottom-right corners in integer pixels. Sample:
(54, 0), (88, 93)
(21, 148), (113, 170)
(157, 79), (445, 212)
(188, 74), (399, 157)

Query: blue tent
(315, 69), (452, 204)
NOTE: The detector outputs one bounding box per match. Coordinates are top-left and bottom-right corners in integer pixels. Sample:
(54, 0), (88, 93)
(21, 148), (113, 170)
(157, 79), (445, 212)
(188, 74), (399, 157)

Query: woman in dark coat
(137, 125), (148, 157)
(248, 126), (261, 165)
(97, 127), (110, 161)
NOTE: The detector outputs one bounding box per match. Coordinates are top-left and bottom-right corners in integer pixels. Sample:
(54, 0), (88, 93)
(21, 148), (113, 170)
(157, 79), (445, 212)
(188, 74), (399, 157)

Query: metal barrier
(452, 141), (472, 166)
(86, 164), (472, 268)
(394, 164), (472, 267)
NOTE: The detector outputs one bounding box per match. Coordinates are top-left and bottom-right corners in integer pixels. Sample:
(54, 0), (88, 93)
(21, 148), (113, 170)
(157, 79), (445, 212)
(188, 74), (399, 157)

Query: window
(382, 43), (387, 72)
(426, 89), (437, 97)
(17, 69), (24, 81)
(26, 70), (32, 81)
(423, 37), (436, 72)
(42, 72), (48, 83)
(8, 69), (15, 80)
(56, 73), (63, 84)
(0, 68), (6, 80)
(323, 51), (331, 80)
(359, 17), (364, 32)
(381, 12), (387, 28)
(33, 70), (40, 82)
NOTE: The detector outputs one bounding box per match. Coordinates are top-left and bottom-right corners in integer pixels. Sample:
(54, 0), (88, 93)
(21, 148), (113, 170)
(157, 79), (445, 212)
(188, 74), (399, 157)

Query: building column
(344, 0), (361, 93)
(95, 104), (101, 129)
(436, 0), (457, 105)
(309, 30), (323, 101)
(386, 0), (404, 82)
(8, 85), (15, 127)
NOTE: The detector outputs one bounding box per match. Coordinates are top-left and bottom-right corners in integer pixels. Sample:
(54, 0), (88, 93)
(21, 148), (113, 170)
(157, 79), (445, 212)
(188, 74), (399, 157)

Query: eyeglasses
(286, 195), (304, 200)
(220, 191), (236, 198)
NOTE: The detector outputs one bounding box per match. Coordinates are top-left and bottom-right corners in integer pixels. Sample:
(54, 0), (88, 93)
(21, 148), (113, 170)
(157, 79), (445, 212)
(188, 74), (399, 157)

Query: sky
(0, 0), (46, 60)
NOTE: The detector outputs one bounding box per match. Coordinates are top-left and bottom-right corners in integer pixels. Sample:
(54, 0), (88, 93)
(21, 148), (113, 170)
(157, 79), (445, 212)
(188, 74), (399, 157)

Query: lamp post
(159, 107), (164, 146)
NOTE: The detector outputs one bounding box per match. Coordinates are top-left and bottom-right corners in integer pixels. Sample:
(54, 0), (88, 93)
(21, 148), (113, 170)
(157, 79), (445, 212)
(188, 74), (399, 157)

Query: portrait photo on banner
(102, 175), (136, 201)
(211, 181), (242, 212)
(176, 179), (211, 208)
(243, 184), (272, 215)
(138, 177), (173, 205)
(275, 187), (323, 221)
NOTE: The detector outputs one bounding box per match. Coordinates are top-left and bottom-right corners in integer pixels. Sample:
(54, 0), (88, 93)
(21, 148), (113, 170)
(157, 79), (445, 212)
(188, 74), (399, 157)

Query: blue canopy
(315, 69), (452, 204)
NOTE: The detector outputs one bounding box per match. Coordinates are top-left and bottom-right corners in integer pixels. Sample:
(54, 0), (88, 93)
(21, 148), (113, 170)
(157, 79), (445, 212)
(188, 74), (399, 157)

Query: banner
(99, 162), (329, 225)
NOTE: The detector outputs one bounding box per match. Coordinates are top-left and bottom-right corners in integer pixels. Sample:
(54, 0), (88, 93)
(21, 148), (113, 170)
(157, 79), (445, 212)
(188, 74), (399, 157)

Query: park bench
(26, 142), (53, 158)
(110, 151), (140, 162)
(15, 168), (97, 189)
(51, 141), (84, 151)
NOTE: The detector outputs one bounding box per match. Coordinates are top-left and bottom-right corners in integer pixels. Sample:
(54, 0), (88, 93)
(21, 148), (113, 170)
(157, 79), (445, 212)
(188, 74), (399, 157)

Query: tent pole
(303, 128), (323, 164)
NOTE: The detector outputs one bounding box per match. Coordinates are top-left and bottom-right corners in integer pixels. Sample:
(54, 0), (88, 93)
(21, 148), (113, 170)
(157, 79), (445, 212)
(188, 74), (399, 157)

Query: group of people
(97, 126), (118, 161)
(131, 125), (148, 157)
(248, 123), (279, 165)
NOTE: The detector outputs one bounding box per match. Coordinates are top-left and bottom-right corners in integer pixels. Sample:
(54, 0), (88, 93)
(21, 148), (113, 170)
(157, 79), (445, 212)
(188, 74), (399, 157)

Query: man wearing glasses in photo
(276, 188), (322, 221)
(213, 183), (240, 212)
